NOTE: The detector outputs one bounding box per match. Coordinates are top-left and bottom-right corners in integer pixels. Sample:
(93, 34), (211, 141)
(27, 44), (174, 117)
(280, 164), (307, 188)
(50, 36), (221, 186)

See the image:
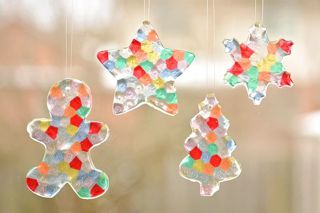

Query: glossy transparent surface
(97, 21), (195, 116)
(179, 94), (241, 196)
(26, 79), (109, 199)
(224, 23), (294, 105)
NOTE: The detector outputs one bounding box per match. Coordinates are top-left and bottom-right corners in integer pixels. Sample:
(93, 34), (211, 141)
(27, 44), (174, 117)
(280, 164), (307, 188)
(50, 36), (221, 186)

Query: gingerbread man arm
(27, 118), (57, 145)
(85, 121), (109, 148)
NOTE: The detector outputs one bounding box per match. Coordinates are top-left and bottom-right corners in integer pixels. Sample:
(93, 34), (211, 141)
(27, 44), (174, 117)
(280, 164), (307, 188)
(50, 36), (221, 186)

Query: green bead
(184, 52), (195, 64)
(207, 144), (218, 155)
(160, 48), (173, 60)
(246, 66), (259, 79)
(97, 174), (109, 189)
(156, 88), (167, 99)
(227, 75), (239, 87)
(115, 57), (127, 69)
(78, 106), (90, 118)
(166, 93), (177, 104)
(181, 156), (195, 169)
(271, 62), (283, 73)
(140, 60), (154, 72)
(247, 79), (258, 91)
(78, 187), (90, 198)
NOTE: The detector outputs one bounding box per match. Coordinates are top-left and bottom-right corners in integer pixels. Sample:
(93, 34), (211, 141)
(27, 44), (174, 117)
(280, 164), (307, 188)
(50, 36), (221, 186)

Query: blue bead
(226, 139), (236, 152)
(46, 184), (58, 196)
(201, 152), (211, 163)
(117, 80), (127, 93)
(88, 170), (99, 179)
(137, 29), (146, 42)
(104, 60), (115, 71)
(52, 151), (64, 164)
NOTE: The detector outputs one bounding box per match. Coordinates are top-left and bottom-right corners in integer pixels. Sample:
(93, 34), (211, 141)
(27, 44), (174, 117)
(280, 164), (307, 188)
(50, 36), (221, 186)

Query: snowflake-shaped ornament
(97, 21), (195, 115)
(179, 94), (241, 196)
(223, 23), (294, 105)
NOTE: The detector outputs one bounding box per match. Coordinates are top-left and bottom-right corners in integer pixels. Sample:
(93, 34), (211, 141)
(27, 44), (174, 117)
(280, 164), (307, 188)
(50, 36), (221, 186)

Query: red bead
(206, 117), (219, 130)
(70, 115), (83, 127)
(89, 122), (102, 134)
(26, 178), (39, 192)
(90, 184), (104, 197)
(133, 66), (146, 79)
(189, 147), (202, 160)
(129, 39), (141, 54)
(278, 39), (293, 54)
(97, 51), (109, 64)
(69, 156), (82, 170)
(280, 71), (293, 87)
(166, 56), (178, 70)
(81, 138), (93, 152)
(70, 96), (82, 110)
(240, 44), (254, 58)
(228, 62), (244, 76)
(45, 126), (58, 140)
(210, 155), (222, 167)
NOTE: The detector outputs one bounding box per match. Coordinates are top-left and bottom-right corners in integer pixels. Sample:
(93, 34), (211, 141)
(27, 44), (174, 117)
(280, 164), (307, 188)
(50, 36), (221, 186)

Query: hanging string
(254, 0), (257, 23)
(261, 0), (264, 24)
(212, 0), (216, 90)
(205, 0), (209, 92)
(65, 0), (75, 77)
(69, 0), (74, 74)
(143, 0), (151, 20)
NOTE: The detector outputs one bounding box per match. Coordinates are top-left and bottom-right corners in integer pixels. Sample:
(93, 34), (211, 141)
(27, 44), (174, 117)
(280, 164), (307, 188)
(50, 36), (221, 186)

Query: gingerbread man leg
(26, 164), (68, 198)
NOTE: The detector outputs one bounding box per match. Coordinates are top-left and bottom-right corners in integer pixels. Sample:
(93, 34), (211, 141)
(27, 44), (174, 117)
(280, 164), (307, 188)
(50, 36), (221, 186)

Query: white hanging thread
(144, 0), (151, 20)
(261, 0), (264, 24)
(212, 0), (216, 90)
(65, 0), (75, 77)
(254, 0), (257, 22)
(205, 0), (209, 91)
(255, 0), (264, 24)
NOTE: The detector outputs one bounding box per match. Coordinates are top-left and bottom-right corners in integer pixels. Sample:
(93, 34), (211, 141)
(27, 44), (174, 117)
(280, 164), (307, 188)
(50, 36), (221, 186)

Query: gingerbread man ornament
(26, 79), (109, 199)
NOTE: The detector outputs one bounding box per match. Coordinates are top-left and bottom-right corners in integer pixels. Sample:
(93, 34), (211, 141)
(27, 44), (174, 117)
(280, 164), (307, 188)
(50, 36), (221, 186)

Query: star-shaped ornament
(223, 23), (294, 105)
(97, 21), (195, 115)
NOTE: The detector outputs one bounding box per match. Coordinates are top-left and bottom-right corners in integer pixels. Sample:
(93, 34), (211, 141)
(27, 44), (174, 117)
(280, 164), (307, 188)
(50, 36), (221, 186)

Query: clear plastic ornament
(179, 94), (241, 196)
(26, 79), (109, 199)
(224, 23), (294, 105)
(97, 21), (195, 115)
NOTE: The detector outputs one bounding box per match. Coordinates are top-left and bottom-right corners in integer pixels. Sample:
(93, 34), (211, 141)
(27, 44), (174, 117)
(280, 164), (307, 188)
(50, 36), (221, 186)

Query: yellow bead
(66, 125), (78, 136)
(141, 41), (153, 53)
(148, 51), (159, 63)
(127, 56), (138, 68)
(266, 54), (276, 63)
(66, 168), (79, 179)
(39, 120), (50, 131)
(58, 162), (69, 173)
(193, 160), (205, 172)
(153, 78), (164, 88)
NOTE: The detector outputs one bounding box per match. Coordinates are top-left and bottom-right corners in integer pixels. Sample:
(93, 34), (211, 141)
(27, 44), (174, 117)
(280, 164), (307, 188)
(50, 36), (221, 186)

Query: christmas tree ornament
(97, 21), (195, 116)
(223, 23), (294, 105)
(26, 79), (110, 199)
(179, 94), (241, 196)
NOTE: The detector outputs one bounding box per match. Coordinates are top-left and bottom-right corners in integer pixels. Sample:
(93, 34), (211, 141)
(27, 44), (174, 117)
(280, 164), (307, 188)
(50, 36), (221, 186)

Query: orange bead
(38, 162), (49, 175)
(258, 72), (271, 82)
(71, 142), (82, 153)
(148, 30), (158, 41)
(78, 84), (89, 97)
(203, 163), (215, 175)
(50, 85), (62, 98)
(173, 50), (185, 61)
(210, 105), (222, 118)
(220, 158), (232, 171)
(64, 106), (76, 117)
(267, 42), (277, 54)
(140, 74), (152, 85)
(167, 104), (178, 114)
(206, 132), (217, 143)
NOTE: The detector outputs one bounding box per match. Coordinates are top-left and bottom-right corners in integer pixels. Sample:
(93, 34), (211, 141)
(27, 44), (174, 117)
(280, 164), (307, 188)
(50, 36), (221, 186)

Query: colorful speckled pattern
(97, 21), (195, 116)
(179, 94), (241, 196)
(26, 79), (109, 199)
(224, 23), (294, 105)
